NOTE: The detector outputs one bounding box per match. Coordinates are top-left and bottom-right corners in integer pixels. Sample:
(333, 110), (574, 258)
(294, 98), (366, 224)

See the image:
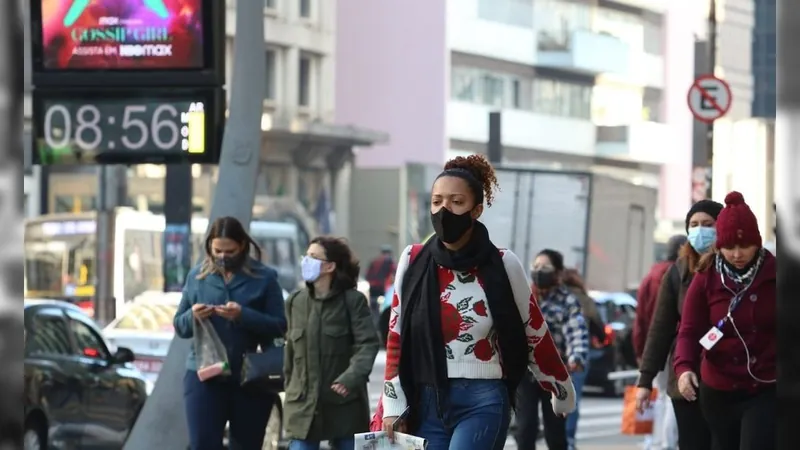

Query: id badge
(699, 326), (723, 350)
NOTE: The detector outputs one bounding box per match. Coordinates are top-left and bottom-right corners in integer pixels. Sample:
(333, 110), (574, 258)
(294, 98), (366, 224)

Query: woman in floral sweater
(380, 154), (576, 450)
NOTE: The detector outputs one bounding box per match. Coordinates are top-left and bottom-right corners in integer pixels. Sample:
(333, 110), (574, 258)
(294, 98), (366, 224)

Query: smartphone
(392, 406), (410, 430)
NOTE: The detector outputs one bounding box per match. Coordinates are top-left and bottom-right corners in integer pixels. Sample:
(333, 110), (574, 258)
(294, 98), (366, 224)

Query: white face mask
(301, 256), (324, 282)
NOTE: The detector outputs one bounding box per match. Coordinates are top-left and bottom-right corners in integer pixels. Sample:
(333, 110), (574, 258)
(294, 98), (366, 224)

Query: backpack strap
(409, 244), (424, 264)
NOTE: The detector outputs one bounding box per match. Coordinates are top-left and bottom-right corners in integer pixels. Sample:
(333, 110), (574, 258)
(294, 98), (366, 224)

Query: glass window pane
(300, 0), (311, 18)
(27, 313), (71, 356)
(70, 319), (110, 360)
(298, 56), (311, 106)
(512, 79), (521, 108)
(265, 49), (276, 100)
(481, 75), (505, 107)
(451, 68), (477, 102)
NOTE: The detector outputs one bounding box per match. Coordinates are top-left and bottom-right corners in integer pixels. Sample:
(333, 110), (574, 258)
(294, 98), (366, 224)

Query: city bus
(23, 209), (301, 317)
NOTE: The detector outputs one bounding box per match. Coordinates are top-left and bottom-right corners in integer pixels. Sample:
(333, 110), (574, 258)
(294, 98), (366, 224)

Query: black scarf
(398, 221), (528, 418)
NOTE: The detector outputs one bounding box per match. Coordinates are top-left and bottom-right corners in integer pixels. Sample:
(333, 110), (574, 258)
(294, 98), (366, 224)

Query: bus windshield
(24, 221), (97, 298)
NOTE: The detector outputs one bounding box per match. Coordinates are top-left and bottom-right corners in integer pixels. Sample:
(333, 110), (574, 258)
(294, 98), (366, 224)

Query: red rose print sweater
(381, 245), (576, 418)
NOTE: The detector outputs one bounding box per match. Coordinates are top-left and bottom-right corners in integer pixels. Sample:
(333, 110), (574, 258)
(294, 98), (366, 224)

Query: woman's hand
(215, 302), (242, 321)
(191, 304), (214, 320)
(331, 383), (349, 397)
(635, 387), (652, 413)
(678, 371), (699, 401)
(382, 416), (406, 442)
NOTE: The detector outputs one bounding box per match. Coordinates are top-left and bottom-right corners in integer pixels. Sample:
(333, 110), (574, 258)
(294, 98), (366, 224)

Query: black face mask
(532, 270), (558, 289)
(215, 252), (247, 272)
(431, 207), (474, 244)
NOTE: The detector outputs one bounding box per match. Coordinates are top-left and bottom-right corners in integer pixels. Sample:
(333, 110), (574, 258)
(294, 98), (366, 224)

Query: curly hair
(309, 236), (361, 291)
(443, 154), (500, 207)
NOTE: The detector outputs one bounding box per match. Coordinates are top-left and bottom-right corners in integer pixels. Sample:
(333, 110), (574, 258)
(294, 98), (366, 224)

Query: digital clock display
(32, 88), (222, 164)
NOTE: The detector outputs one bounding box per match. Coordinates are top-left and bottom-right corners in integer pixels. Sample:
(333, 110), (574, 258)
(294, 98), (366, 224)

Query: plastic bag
(621, 386), (657, 435)
(370, 395), (384, 431)
(194, 317), (231, 381)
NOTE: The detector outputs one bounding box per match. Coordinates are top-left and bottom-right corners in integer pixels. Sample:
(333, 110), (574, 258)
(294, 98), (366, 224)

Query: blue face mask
(687, 226), (716, 253)
(301, 256), (324, 282)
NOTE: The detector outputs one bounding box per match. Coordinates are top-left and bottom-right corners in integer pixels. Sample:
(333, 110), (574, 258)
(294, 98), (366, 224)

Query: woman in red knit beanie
(672, 191), (776, 450)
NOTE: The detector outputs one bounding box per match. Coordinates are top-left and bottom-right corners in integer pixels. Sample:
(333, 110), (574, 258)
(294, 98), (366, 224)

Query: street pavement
(367, 351), (642, 450)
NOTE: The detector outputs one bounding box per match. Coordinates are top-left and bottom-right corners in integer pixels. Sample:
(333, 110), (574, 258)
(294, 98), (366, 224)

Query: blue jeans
(565, 362), (589, 447)
(183, 371), (272, 450)
(288, 438), (355, 450)
(416, 379), (510, 450)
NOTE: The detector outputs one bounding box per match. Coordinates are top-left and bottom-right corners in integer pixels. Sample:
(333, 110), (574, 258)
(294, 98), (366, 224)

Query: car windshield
(113, 303), (178, 332)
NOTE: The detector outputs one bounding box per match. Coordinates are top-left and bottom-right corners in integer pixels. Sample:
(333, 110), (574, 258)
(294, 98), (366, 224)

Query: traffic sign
(687, 75), (732, 123)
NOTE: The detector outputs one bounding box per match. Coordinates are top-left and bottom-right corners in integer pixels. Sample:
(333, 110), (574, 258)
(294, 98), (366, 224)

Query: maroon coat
(673, 252), (776, 391)
(633, 260), (672, 359)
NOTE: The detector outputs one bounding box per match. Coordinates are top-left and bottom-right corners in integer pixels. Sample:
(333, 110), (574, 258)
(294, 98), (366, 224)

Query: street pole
(123, 0), (267, 447)
(94, 166), (114, 327)
(706, 0), (717, 199)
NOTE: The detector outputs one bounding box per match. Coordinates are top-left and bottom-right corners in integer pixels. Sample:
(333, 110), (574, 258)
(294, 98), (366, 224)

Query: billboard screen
(37, 0), (204, 70)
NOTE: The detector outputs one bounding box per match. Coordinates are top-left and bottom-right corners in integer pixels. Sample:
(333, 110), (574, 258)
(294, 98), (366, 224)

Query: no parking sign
(687, 75), (732, 123)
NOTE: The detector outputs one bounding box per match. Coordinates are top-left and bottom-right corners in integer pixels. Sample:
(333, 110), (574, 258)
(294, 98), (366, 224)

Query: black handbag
(241, 339), (285, 392)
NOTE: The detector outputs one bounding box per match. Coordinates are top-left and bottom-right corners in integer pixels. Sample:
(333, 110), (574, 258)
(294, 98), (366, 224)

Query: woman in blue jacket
(173, 216), (287, 450)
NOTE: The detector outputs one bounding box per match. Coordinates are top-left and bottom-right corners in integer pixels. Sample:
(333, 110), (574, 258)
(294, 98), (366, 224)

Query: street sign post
(687, 74), (732, 123)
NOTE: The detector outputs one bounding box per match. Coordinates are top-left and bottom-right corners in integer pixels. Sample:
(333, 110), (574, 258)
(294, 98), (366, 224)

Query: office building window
(477, 0), (534, 28)
(265, 48), (276, 101)
(642, 87), (663, 122)
(594, 6), (645, 51)
(452, 68), (477, 102)
(481, 74), (506, 107)
(535, 0), (592, 50)
(532, 78), (591, 119)
(299, 0), (311, 18)
(298, 55), (311, 107)
(642, 15), (664, 56)
(450, 66), (528, 109)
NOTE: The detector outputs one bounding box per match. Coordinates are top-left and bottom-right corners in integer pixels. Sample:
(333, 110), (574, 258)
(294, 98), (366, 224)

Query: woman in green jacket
(284, 236), (380, 450)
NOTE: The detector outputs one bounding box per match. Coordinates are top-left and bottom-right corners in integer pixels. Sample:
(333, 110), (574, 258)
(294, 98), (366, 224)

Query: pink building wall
(660, 1), (696, 221)
(335, 0), (448, 168)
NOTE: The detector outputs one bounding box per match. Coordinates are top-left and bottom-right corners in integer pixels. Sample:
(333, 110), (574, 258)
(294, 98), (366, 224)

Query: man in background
(365, 245), (395, 323)
(634, 234), (686, 450)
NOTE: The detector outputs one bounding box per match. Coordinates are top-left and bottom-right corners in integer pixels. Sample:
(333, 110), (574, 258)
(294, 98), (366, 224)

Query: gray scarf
(715, 248), (765, 287)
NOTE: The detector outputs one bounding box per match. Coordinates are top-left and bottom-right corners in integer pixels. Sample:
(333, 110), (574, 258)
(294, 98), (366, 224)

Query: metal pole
(487, 112), (502, 164)
(124, 0), (266, 446)
(94, 166), (113, 326)
(706, 0), (717, 199)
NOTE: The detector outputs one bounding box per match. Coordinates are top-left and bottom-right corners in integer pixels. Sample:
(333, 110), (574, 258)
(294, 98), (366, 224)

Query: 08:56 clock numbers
(43, 103), (195, 152)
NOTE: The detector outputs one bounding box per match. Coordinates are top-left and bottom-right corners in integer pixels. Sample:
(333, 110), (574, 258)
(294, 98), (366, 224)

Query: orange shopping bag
(621, 386), (658, 435)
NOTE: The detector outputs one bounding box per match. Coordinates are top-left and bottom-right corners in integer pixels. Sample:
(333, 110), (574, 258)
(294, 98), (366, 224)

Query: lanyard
(716, 270), (755, 329)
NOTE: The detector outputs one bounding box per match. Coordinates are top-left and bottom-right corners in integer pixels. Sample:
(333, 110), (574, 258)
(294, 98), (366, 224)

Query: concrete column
(124, 0), (267, 447)
(285, 47), (301, 118)
(333, 158), (352, 237)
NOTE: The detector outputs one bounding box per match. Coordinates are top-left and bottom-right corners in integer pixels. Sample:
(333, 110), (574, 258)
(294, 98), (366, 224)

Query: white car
(104, 291), (289, 449)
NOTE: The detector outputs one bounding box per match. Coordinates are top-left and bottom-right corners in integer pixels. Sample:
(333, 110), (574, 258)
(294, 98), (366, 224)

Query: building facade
(337, 0), (706, 258)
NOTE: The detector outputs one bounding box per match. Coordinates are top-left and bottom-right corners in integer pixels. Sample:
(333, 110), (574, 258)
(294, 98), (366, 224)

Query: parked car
(23, 299), (149, 450)
(104, 291), (289, 450)
(585, 291), (638, 396)
(1, 305), (23, 449)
